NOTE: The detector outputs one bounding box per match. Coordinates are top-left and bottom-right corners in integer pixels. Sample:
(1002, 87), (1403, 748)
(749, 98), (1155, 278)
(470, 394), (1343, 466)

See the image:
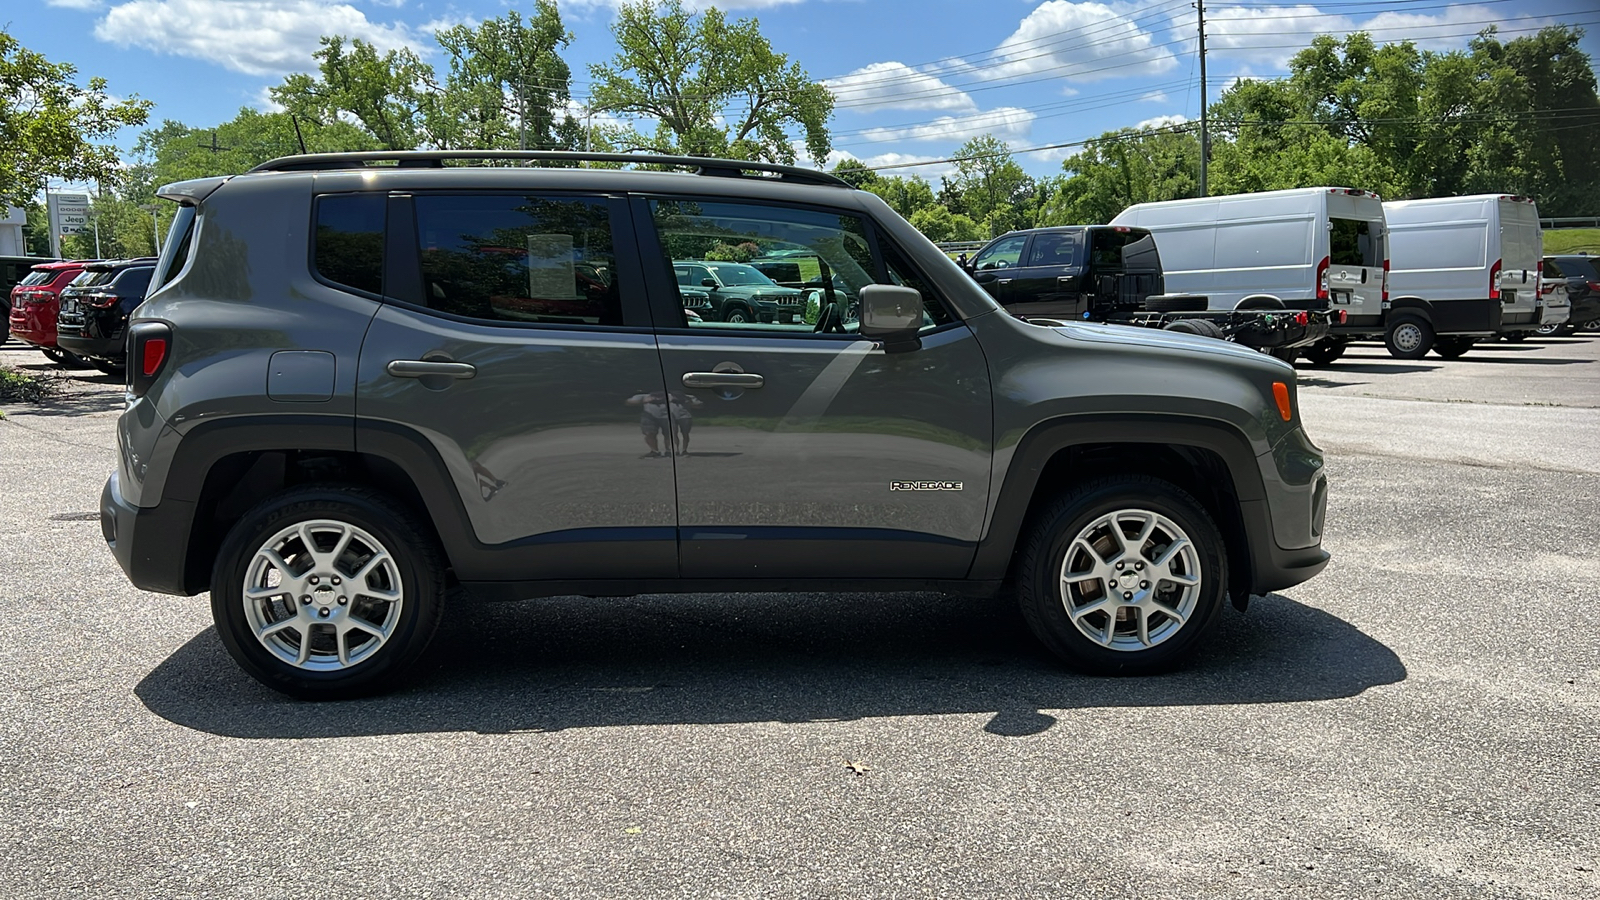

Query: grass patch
(0, 365), (64, 404)
(1543, 228), (1600, 255)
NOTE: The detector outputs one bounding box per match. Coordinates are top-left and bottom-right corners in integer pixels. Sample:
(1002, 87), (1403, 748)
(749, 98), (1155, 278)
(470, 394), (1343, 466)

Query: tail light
(1382, 259), (1390, 303)
(1293, 311), (1309, 326)
(1536, 260), (1543, 297)
(1337, 309), (1349, 324)
(1489, 259), (1502, 300)
(1315, 256), (1330, 301)
(1588, 281), (1600, 292)
(127, 321), (171, 398)
(84, 291), (121, 309)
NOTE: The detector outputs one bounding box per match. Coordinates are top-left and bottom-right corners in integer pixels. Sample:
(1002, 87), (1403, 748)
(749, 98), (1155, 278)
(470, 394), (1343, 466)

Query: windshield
(705, 264), (775, 286)
(1550, 257), (1597, 280)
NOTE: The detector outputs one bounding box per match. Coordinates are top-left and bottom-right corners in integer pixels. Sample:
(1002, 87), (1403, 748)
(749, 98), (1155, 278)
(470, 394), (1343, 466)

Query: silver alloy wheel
(725, 308), (748, 323)
(1392, 322), (1424, 353)
(1535, 322), (1561, 336)
(241, 519), (404, 671)
(1059, 508), (1201, 651)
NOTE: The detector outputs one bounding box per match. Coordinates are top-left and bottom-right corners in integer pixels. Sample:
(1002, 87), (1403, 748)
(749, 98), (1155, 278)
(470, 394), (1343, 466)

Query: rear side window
(314, 194), (386, 296)
(412, 194), (622, 326)
(114, 267), (154, 298)
(19, 269), (53, 287)
(152, 206), (196, 292)
(1090, 229), (1156, 269)
(1330, 218), (1381, 268)
(1027, 232), (1078, 267)
(1554, 257), (1597, 279)
(72, 269), (114, 288)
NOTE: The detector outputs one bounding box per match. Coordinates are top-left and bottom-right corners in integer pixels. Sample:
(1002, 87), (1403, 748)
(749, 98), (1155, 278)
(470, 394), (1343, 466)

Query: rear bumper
(101, 471), (197, 596)
(57, 333), (125, 360)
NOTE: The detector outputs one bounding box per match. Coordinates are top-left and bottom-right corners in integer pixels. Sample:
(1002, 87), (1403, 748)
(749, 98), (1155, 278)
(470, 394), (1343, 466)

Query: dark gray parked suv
(102, 151), (1329, 698)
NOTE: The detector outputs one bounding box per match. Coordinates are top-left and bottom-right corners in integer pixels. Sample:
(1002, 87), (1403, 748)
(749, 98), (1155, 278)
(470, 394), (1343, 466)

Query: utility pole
(1197, 0), (1209, 198)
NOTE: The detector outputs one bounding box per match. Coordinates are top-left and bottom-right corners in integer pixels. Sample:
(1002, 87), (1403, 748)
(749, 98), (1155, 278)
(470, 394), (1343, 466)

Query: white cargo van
(1384, 195), (1549, 354)
(1111, 188), (1388, 362)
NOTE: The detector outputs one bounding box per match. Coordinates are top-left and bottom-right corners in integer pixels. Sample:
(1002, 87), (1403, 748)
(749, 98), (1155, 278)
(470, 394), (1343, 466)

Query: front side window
(414, 194), (622, 326)
(648, 198), (954, 335)
(314, 193), (385, 296)
(972, 235), (1026, 270)
(1330, 217), (1380, 268)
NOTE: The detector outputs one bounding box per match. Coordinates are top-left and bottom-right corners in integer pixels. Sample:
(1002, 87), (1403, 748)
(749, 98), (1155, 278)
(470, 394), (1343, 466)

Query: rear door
(1324, 191), (1386, 321)
(352, 189), (678, 579)
(1497, 197), (1541, 322)
(638, 196), (993, 580)
(1005, 230), (1085, 317)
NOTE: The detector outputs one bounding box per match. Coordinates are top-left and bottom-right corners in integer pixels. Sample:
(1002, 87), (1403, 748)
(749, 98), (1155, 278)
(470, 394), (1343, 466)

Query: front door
(968, 233), (1028, 305)
(638, 197), (993, 579)
(350, 190), (678, 579)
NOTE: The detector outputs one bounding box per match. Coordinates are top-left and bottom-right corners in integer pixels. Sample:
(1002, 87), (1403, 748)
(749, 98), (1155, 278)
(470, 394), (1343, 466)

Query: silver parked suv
(101, 151), (1329, 698)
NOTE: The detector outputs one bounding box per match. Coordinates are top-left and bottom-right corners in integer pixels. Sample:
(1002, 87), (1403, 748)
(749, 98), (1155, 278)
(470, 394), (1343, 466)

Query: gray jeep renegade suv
(101, 151), (1329, 698)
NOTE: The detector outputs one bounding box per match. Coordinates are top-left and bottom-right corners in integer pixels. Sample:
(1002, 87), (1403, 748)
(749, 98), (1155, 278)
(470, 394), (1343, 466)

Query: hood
(1049, 319), (1290, 368)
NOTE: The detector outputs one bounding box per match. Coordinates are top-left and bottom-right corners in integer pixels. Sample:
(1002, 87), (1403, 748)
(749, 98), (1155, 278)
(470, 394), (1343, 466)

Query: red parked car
(8, 260), (93, 367)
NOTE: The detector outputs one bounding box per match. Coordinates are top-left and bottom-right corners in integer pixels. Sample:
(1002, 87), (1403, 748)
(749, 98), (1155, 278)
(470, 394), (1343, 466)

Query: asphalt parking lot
(1, 334), (1596, 899)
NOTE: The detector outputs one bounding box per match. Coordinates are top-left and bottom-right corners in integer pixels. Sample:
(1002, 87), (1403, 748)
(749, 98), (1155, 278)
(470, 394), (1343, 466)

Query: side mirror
(859, 284), (923, 353)
(701, 278), (717, 288)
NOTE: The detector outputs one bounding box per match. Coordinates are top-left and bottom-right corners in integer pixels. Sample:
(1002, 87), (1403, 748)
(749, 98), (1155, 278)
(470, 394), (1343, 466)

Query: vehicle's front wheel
(210, 485), (445, 699)
(1016, 476), (1227, 675)
(1384, 315), (1434, 360)
(723, 305), (750, 324)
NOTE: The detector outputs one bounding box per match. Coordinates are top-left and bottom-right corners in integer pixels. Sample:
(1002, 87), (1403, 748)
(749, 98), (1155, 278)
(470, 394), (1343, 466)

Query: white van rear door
(1324, 191), (1386, 318)
(1496, 197), (1541, 317)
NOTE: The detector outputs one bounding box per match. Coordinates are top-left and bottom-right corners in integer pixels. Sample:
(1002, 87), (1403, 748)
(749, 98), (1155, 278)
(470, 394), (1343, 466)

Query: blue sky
(11, 0), (1600, 182)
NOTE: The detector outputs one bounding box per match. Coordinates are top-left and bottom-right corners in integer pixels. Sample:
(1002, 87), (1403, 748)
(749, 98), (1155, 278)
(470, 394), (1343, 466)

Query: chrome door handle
(387, 359), (477, 379)
(682, 372), (764, 389)
(997, 278), (1013, 285)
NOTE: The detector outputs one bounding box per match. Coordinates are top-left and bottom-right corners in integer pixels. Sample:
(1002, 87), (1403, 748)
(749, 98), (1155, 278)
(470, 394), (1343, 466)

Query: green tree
(0, 30), (152, 206)
(271, 4), (580, 152)
(588, 0), (834, 163)
(908, 205), (982, 242)
(949, 135), (1033, 236)
(1050, 128), (1201, 223)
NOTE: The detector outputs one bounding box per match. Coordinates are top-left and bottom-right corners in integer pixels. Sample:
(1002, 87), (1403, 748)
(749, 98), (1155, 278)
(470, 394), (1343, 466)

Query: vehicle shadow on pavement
(5, 389), (125, 417)
(135, 592), (1405, 739)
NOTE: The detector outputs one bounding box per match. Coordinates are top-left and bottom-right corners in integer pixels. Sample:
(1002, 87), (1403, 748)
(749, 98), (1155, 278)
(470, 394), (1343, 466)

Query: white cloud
(818, 147), (956, 180)
(1202, 4), (1546, 68)
(1140, 91), (1168, 103)
(94, 0), (423, 77)
(1134, 113), (1189, 131)
(558, 0), (803, 11)
(826, 62), (977, 113)
(47, 0), (104, 9)
(991, 1), (1179, 83)
(858, 107), (1036, 144)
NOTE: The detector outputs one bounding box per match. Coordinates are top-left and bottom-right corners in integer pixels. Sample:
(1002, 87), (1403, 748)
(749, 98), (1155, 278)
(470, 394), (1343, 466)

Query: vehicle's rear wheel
(1302, 338), (1347, 366)
(1016, 476), (1227, 675)
(1432, 336), (1476, 359)
(40, 346), (93, 369)
(210, 485), (445, 699)
(1161, 318), (1225, 339)
(1502, 331), (1527, 342)
(1384, 315), (1434, 360)
(1534, 322), (1565, 337)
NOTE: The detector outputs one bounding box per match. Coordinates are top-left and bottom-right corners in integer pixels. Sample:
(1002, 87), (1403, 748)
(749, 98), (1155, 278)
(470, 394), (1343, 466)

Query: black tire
(1268, 347), (1298, 363)
(1534, 322), (1562, 337)
(1302, 339), (1347, 366)
(1235, 295), (1286, 311)
(1502, 331), (1527, 342)
(1016, 475), (1228, 675)
(1384, 315), (1434, 360)
(41, 346), (93, 369)
(1145, 295), (1208, 313)
(1432, 336), (1475, 359)
(1161, 317), (1226, 339)
(210, 485), (446, 699)
(722, 305), (751, 324)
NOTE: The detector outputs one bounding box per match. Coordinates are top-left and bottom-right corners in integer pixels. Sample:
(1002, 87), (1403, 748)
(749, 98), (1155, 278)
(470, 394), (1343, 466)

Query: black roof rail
(246, 150), (852, 188)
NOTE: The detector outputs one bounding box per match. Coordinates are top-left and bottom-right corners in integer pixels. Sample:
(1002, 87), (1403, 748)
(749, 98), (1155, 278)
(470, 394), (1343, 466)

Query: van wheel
(1384, 315), (1434, 360)
(1162, 318), (1225, 339)
(1302, 339), (1347, 366)
(1016, 476), (1227, 675)
(1432, 336), (1475, 359)
(210, 485), (445, 699)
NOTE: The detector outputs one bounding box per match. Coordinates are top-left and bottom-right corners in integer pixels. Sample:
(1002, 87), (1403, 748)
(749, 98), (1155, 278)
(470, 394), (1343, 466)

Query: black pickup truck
(961, 226), (1339, 356)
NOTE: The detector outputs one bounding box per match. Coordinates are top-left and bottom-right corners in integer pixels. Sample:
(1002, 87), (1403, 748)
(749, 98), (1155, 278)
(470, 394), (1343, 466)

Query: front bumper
(101, 471), (198, 596)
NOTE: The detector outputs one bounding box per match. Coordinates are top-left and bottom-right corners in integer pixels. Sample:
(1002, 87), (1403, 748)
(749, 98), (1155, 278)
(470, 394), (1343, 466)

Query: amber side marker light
(1272, 382), (1293, 421)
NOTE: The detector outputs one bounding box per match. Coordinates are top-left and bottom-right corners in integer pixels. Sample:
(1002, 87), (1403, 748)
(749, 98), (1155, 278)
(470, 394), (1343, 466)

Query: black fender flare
(969, 413), (1268, 582)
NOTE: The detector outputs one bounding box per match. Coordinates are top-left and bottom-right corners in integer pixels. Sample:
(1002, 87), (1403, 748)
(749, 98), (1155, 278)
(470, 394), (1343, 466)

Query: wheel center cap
(312, 585), (338, 608)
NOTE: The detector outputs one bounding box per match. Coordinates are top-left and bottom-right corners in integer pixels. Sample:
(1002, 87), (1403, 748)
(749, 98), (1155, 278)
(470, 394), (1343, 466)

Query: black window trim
(630, 191), (964, 340)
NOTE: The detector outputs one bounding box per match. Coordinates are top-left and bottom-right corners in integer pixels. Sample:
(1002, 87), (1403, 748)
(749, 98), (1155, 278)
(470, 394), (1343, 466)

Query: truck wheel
(1432, 336), (1475, 359)
(1384, 315), (1434, 360)
(210, 485), (446, 699)
(1162, 318), (1225, 339)
(1016, 476), (1227, 675)
(1302, 339), (1346, 366)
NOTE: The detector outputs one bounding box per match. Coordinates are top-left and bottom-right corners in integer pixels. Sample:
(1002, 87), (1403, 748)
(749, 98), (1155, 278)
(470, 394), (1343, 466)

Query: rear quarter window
(314, 193), (386, 296)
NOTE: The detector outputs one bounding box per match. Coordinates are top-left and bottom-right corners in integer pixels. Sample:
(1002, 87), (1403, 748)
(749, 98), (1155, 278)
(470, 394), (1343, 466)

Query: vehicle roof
(1383, 193), (1537, 208)
(0, 256), (63, 265)
(83, 257), (158, 271)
